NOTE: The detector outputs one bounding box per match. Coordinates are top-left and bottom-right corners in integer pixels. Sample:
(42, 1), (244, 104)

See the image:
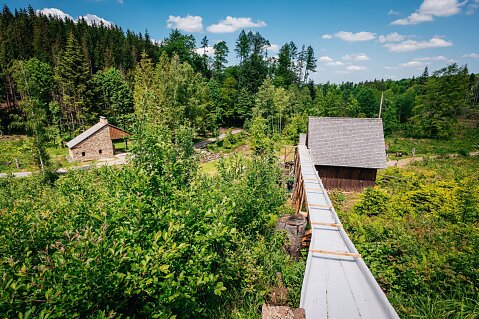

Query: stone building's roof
(66, 122), (108, 149)
(307, 117), (387, 169)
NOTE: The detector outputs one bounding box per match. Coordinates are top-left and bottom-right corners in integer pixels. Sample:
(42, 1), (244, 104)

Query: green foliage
(55, 32), (92, 131)
(410, 64), (468, 139)
(386, 126), (479, 156)
(134, 53), (215, 135)
(91, 68), (134, 128)
(11, 58), (54, 104)
(340, 157), (479, 318)
(0, 146), (296, 318)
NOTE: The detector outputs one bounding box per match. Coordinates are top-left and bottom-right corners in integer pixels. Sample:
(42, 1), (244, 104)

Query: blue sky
(4, 0), (479, 83)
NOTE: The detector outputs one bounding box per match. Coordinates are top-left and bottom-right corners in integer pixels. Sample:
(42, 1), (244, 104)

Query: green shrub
(0, 152), (295, 318)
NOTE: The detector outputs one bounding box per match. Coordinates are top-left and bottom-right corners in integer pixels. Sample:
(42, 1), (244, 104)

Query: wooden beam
(311, 221), (342, 228)
(309, 249), (361, 258)
(308, 203), (332, 209)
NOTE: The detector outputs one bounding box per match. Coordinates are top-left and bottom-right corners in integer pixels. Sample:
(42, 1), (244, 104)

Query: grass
(0, 136), (69, 172)
(0, 136), (130, 173)
(385, 126), (479, 157)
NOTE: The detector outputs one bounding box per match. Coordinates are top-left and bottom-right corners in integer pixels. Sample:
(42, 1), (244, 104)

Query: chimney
(99, 116), (108, 124)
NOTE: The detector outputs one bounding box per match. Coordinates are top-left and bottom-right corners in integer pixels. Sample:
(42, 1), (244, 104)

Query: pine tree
(304, 46), (317, 84)
(55, 32), (92, 133)
(212, 41), (228, 78)
(235, 30), (250, 63)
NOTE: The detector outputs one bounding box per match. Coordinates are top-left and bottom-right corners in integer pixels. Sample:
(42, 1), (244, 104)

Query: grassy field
(0, 136), (69, 172)
(386, 126), (479, 157)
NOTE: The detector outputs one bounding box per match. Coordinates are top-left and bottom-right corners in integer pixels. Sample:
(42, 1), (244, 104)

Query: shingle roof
(66, 122), (108, 148)
(307, 117), (387, 169)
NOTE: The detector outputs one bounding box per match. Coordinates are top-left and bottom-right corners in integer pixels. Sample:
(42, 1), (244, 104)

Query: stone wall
(70, 126), (114, 161)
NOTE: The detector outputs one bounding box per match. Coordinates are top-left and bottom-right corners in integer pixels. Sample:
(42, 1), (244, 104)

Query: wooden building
(305, 117), (387, 191)
(66, 117), (131, 161)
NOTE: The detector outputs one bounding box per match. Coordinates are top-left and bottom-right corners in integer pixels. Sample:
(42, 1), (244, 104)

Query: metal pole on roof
(378, 91), (384, 118)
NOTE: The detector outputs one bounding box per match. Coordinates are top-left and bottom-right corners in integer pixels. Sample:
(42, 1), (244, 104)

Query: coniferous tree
(235, 30), (250, 63)
(55, 32), (92, 133)
(304, 46), (317, 84)
(212, 41), (228, 78)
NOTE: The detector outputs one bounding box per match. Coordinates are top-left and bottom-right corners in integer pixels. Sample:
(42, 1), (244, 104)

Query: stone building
(66, 117), (131, 161)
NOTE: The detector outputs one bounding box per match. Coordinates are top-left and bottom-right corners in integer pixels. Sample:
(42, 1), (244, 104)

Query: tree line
(1, 4), (478, 152)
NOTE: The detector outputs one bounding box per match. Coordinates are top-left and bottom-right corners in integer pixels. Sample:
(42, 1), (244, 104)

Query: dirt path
(0, 153), (128, 178)
(1, 131), (244, 178)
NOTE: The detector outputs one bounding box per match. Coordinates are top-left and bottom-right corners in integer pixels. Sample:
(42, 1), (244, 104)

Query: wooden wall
(315, 165), (377, 191)
(109, 126), (130, 140)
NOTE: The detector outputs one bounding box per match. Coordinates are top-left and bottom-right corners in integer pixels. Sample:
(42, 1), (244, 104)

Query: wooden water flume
(292, 143), (400, 319)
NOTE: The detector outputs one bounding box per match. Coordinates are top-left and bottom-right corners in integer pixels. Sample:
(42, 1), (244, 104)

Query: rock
(262, 305), (306, 319)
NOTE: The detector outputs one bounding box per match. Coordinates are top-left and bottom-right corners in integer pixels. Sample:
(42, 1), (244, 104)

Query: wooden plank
(308, 203), (332, 209)
(309, 249), (361, 258)
(311, 222), (343, 228)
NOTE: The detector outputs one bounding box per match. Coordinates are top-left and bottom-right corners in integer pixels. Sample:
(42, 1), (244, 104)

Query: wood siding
(109, 126), (130, 140)
(315, 165), (377, 191)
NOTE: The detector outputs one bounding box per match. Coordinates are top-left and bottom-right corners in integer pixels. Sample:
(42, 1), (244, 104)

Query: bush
(341, 158), (479, 318)
(0, 150), (296, 318)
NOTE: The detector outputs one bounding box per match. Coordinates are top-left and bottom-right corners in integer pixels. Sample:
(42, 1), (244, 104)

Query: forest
(0, 4), (478, 319)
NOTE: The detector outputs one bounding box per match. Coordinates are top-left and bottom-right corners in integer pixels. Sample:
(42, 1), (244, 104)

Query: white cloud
(37, 8), (113, 27)
(167, 15), (203, 32)
(327, 61), (344, 66)
(384, 37), (453, 52)
(318, 56), (333, 63)
(414, 55), (449, 61)
(342, 53), (370, 61)
(419, 0), (463, 16)
(392, 12), (433, 25)
(36, 8), (73, 20)
(334, 70), (350, 74)
(391, 0), (465, 25)
(321, 34), (333, 39)
(264, 44), (279, 52)
(467, 0), (479, 14)
(206, 16), (266, 33)
(78, 14), (112, 27)
(378, 32), (407, 43)
(392, 56), (454, 70)
(195, 46), (215, 57)
(346, 65), (367, 71)
(388, 9), (401, 16)
(318, 56), (344, 67)
(398, 60), (429, 68)
(117, 0), (124, 3)
(463, 53), (479, 58)
(334, 31), (376, 42)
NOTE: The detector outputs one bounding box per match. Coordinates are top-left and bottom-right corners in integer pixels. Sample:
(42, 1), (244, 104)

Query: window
(99, 149), (102, 154)
(82, 152), (85, 157)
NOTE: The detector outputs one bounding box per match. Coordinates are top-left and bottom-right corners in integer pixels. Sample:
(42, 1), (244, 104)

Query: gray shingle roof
(307, 117), (387, 169)
(66, 122), (108, 148)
